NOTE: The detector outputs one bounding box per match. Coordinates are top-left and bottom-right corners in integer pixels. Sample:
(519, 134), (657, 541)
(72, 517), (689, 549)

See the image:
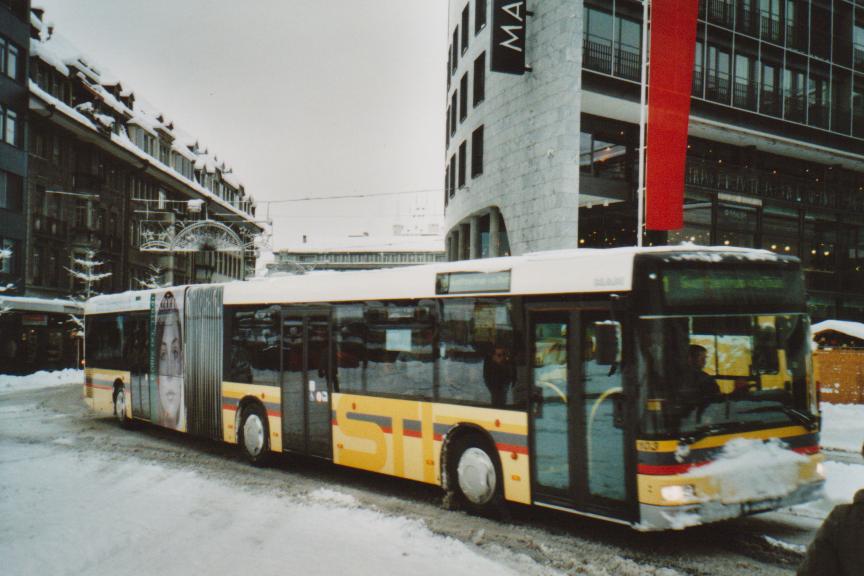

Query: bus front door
(529, 308), (632, 521)
(281, 309), (332, 459)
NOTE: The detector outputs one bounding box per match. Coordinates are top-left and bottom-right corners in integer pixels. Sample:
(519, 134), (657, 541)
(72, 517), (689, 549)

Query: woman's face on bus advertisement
(158, 315), (182, 422)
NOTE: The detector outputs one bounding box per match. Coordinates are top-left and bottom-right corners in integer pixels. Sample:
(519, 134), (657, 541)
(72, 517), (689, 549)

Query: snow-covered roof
(811, 320), (864, 342)
(28, 9), (254, 215)
(278, 235), (445, 254)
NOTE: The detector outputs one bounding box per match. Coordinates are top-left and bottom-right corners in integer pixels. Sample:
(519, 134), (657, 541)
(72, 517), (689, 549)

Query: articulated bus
(83, 246), (824, 529)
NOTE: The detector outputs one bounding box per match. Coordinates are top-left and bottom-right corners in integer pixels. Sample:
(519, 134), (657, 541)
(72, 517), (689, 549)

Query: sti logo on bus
(491, 0), (527, 75)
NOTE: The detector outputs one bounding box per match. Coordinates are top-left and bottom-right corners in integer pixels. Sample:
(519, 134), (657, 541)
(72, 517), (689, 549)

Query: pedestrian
(796, 445), (864, 575)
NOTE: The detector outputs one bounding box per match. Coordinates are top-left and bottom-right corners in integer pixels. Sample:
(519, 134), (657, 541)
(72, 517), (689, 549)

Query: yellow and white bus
(84, 246), (824, 529)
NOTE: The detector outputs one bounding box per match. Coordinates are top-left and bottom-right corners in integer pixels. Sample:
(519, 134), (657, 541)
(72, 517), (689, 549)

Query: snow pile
(685, 438), (807, 503)
(0, 369), (82, 393)
(820, 403), (864, 453)
(822, 461), (864, 505)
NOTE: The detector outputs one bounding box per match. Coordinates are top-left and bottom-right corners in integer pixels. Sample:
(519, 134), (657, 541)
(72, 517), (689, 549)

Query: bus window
(364, 301), (435, 397)
(226, 307), (280, 385)
(334, 304), (366, 393)
(439, 298), (517, 407)
(85, 315), (124, 369)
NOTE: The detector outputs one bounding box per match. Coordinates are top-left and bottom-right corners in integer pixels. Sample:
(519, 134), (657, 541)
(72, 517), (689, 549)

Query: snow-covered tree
(135, 263), (170, 289)
(66, 250), (112, 301)
(0, 247), (15, 293)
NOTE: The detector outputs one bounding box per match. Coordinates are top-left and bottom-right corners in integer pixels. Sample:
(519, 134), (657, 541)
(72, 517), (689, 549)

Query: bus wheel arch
(237, 398), (271, 466)
(441, 424), (504, 517)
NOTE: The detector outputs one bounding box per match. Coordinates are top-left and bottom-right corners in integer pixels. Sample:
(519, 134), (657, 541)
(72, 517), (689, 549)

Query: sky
(32, 0), (449, 249)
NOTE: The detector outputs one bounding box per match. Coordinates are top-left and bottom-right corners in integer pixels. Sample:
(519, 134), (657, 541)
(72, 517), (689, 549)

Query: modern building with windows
(444, 0), (864, 321)
(0, 0), (29, 295)
(24, 8), (261, 298)
(271, 235), (445, 273)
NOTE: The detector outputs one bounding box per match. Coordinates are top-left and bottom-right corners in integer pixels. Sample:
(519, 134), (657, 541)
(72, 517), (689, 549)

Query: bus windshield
(637, 313), (814, 437)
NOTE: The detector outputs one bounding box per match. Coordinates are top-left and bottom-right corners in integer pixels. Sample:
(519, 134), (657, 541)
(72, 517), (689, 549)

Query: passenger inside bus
(483, 345), (515, 407)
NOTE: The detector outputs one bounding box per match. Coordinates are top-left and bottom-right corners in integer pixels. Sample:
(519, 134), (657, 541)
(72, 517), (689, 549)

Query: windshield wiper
(678, 422), (737, 446)
(737, 405), (819, 431)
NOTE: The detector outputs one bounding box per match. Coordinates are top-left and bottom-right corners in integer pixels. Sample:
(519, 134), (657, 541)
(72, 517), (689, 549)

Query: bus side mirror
(595, 321), (621, 366)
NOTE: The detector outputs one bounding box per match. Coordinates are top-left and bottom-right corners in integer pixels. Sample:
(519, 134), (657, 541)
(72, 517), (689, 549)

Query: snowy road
(1, 382), (861, 576)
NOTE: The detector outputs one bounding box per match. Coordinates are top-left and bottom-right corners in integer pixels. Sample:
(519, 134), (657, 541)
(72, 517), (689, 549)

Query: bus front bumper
(636, 480), (825, 531)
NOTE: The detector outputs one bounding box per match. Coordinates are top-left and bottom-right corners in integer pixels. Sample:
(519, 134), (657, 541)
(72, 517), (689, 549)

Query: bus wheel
(113, 384), (132, 428)
(448, 435), (504, 517)
(239, 404), (271, 466)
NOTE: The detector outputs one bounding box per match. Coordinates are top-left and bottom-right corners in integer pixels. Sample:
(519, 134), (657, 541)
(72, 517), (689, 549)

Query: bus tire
(447, 433), (504, 517)
(113, 383), (132, 429)
(238, 403), (271, 466)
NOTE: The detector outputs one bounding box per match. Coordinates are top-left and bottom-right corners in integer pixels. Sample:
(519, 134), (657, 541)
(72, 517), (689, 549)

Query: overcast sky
(33, 0), (448, 249)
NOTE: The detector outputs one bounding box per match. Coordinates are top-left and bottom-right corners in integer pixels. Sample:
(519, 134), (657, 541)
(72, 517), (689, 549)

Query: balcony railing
(737, 10), (759, 35)
(760, 14), (782, 43)
(583, 36), (613, 75)
(692, 69), (704, 96)
(732, 80), (757, 110)
(705, 73), (730, 103)
(615, 47), (641, 82)
(683, 157), (863, 214)
(854, 44), (864, 69)
(784, 93), (805, 122)
(809, 103), (829, 129)
(706, 0), (734, 26)
(760, 89), (780, 116)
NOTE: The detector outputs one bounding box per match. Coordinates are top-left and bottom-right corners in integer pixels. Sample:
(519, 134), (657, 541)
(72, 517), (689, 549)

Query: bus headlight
(661, 484), (695, 502)
(816, 462), (826, 479)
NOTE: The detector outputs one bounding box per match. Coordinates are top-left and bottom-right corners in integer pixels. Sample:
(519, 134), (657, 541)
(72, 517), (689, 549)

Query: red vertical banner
(645, 0), (699, 231)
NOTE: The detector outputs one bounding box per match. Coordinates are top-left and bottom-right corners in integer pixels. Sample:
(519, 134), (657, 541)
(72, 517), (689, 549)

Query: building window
(452, 27), (459, 73)
(459, 73), (469, 122)
(1, 38), (20, 81)
(449, 154), (457, 195)
(615, 16), (641, 81)
(461, 4), (470, 53)
(693, 41), (704, 96)
(450, 90), (458, 135)
(784, 66), (806, 123)
(458, 141), (467, 188)
(733, 53), (757, 110)
(446, 105), (451, 147)
(445, 166), (450, 206)
(583, 7), (613, 75)
(760, 0), (782, 43)
(706, 45), (731, 103)
(0, 170), (23, 211)
(471, 126), (484, 178)
(2, 107), (17, 146)
(855, 14), (864, 69)
(761, 61), (781, 116)
(473, 53), (485, 106)
(476, 0), (487, 33)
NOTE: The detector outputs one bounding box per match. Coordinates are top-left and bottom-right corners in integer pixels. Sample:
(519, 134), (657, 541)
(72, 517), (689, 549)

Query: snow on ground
(819, 403), (864, 453)
(0, 369), (82, 392)
(0, 442), (566, 576)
